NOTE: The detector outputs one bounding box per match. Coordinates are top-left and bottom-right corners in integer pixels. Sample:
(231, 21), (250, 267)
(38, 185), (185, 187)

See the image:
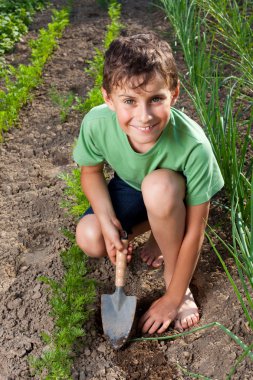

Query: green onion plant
(159, 0), (253, 376)
(196, 0), (253, 95)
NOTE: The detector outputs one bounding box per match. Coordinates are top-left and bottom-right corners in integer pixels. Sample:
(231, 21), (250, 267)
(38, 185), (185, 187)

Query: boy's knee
(76, 216), (106, 258)
(141, 169), (185, 215)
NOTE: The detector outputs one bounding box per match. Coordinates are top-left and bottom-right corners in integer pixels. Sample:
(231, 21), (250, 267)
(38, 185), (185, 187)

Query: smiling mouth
(132, 123), (158, 131)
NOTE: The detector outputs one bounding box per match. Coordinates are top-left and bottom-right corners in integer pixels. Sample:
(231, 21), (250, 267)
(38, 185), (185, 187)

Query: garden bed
(0, 0), (252, 379)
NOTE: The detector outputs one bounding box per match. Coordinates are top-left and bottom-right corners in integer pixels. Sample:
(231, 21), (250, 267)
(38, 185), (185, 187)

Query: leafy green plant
(30, 241), (96, 379)
(0, 8), (69, 139)
(49, 87), (75, 122)
(0, 0), (48, 56)
(59, 168), (89, 217)
(0, 0), (48, 13)
(75, 0), (123, 112)
(30, 2), (123, 377)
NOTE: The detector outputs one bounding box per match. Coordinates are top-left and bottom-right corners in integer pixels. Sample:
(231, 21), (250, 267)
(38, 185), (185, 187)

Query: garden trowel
(101, 230), (137, 349)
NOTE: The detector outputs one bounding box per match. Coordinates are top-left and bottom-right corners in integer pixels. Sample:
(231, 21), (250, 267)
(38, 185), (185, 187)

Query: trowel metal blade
(101, 288), (137, 349)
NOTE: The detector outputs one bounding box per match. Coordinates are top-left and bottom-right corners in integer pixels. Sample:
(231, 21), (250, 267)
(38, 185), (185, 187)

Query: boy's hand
(138, 295), (178, 334)
(101, 217), (133, 265)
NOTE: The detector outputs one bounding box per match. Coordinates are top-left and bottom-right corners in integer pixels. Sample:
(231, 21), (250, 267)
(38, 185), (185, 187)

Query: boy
(73, 33), (224, 334)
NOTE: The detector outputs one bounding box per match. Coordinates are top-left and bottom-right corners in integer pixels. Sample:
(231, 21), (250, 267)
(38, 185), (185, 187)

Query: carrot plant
(0, 0), (48, 58)
(30, 2), (123, 378)
(59, 168), (89, 217)
(75, 0), (123, 112)
(62, 0), (123, 218)
(0, 8), (69, 140)
(61, 0), (124, 215)
(29, 237), (96, 380)
(48, 0), (123, 123)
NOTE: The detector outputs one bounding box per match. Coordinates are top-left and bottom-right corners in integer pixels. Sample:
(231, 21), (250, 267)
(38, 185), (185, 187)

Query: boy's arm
(81, 165), (127, 263)
(139, 201), (210, 333)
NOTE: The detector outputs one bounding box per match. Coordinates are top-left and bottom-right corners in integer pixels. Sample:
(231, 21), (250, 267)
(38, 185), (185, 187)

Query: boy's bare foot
(140, 233), (163, 268)
(174, 288), (199, 331)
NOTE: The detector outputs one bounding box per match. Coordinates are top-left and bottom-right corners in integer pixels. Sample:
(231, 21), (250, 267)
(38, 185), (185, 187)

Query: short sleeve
(73, 116), (104, 166)
(184, 142), (224, 205)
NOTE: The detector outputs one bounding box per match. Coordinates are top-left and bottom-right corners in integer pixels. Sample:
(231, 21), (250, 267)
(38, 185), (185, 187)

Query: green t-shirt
(73, 104), (224, 206)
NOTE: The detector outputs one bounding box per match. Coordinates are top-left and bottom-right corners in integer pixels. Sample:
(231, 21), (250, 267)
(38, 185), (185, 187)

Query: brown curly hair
(103, 33), (178, 93)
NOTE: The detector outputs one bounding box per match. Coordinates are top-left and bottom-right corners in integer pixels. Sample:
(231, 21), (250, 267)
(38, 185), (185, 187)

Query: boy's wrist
(164, 287), (184, 309)
(95, 206), (116, 221)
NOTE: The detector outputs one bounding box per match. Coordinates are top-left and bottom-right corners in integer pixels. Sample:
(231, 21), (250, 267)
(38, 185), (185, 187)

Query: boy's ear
(171, 81), (180, 105)
(101, 87), (116, 111)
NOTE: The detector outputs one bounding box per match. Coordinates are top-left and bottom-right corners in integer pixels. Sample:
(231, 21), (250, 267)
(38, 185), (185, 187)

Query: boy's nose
(136, 104), (153, 124)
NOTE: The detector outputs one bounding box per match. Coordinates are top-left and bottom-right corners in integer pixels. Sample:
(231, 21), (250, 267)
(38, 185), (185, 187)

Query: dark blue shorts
(82, 173), (148, 234)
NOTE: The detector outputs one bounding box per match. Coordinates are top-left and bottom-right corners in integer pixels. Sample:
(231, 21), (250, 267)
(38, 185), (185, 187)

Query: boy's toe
(140, 253), (148, 262)
(174, 319), (183, 332)
(152, 255), (164, 268)
(174, 312), (199, 331)
(181, 318), (189, 329)
(192, 313), (200, 325)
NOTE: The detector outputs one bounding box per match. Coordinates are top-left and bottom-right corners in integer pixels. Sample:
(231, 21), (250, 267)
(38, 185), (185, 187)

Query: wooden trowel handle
(115, 238), (128, 287)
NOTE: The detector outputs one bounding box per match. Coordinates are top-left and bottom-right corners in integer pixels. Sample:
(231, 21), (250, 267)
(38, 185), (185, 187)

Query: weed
(49, 87), (75, 123)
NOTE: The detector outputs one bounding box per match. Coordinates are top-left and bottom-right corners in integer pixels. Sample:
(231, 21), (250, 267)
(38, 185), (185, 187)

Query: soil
(0, 0), (252, 379)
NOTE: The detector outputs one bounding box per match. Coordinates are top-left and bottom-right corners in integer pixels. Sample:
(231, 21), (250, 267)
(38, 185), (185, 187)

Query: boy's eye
(123, 99), (134, 104)
(151, 97), (162, 103)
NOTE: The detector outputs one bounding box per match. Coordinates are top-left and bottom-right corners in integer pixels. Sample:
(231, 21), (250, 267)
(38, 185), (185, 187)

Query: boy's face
(102, 73), (179, 153)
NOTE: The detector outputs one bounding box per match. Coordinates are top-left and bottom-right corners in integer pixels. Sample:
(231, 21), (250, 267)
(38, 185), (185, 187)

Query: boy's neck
(127, 134), (161, 154)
